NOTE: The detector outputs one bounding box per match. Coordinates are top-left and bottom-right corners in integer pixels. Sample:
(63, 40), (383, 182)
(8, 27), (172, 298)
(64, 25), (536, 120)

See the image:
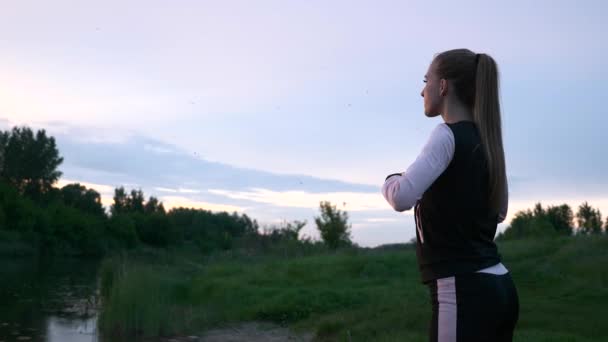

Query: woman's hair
(433, 49), (507, 215)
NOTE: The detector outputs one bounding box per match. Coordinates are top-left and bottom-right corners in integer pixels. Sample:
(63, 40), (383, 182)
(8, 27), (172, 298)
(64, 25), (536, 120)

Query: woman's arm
(382, 123), (455, 212)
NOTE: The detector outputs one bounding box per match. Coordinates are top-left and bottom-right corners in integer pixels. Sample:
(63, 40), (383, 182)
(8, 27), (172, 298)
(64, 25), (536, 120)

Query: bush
(107, 214), (138, 249)
(315, 201), (352, 249)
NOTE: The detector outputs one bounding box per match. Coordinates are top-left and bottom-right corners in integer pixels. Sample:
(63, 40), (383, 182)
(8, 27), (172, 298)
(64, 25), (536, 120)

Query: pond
(0, 257), (100, 342)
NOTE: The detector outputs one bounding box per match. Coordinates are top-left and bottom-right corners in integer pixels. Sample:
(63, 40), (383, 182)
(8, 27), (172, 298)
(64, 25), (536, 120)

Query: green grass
(98, 235), (608, 341)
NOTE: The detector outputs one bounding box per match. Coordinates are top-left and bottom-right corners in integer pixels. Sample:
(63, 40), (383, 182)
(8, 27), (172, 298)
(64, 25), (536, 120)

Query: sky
(1, 0), (606, 246)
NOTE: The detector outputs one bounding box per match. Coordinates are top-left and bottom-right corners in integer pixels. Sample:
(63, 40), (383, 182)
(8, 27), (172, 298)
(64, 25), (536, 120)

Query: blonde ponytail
(434, 49), (507, 215)
(473, 53), (507, 214)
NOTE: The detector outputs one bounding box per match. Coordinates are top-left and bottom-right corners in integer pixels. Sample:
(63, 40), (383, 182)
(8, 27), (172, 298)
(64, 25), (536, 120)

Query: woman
(382, 49), (519, 341)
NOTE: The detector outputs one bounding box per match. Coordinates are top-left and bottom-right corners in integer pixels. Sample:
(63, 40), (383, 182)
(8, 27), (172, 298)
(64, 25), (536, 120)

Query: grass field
(99, 234), (608, 341)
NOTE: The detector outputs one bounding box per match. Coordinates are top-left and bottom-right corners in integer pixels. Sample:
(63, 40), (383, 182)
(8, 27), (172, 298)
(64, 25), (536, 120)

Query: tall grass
(99, 235), (608, 341)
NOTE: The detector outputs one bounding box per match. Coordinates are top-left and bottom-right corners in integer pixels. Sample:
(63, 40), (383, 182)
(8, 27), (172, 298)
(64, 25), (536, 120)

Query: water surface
(0, 257), (100, 342)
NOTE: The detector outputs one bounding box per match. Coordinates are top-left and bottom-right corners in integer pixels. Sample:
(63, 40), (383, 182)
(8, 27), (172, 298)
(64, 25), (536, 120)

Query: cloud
(37, 124), (379, 196)
(208, 188), (394, 212)
(154, 187), (201, 194)
(160, 195), (244, 213)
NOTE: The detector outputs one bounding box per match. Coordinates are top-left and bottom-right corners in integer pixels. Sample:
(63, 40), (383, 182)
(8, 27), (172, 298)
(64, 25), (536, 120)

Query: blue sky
(1, 1), (606, 246)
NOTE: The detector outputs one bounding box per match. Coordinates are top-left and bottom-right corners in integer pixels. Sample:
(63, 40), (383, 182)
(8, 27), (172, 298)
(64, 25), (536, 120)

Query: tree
(496, 202), (566, 240)
(576, 202), (602, 235)
(144, 196), (165, 214)
(110, 187), (128, 216)
(497, 213), (558, 241)
(497, 209), (533, 240)
(0, 126), (63, 200)
(314, 201), (352, 249)
(532, 202), (545, 217)
(545, 204), (574, 236)
(127, 189), (145, 213)
(60, 183), (105, 217)
(111, 187), (160, 215)
(0, 130), (6, 176)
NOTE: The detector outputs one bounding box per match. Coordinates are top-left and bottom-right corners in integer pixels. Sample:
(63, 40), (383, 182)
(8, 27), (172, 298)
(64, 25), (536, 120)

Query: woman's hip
(427, 272), (519, 341)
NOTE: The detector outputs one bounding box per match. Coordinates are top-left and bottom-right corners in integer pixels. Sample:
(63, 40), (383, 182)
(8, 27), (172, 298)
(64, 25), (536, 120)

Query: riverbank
(98, 235), (608, 341)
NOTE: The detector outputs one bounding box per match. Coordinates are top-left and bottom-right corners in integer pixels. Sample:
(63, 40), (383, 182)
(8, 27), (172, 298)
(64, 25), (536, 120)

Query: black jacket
(414, 121), (501, 284)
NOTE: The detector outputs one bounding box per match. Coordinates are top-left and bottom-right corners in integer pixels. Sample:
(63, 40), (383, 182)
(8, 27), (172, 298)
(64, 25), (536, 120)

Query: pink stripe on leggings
(437, 276), (457, 341)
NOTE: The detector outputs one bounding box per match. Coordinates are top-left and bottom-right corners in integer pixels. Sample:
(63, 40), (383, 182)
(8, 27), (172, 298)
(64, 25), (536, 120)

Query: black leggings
(427, 272), (519, 342)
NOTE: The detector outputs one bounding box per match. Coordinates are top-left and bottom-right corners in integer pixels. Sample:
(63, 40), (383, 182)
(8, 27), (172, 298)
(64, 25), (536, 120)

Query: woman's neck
(440, 97), (473, 124)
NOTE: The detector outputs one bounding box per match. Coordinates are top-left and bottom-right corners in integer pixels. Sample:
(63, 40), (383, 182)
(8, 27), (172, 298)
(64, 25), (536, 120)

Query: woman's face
(420, 62), (444, 117)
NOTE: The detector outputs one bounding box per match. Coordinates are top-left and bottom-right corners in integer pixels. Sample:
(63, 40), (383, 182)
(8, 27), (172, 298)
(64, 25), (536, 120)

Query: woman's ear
(439, 79), (448, 97)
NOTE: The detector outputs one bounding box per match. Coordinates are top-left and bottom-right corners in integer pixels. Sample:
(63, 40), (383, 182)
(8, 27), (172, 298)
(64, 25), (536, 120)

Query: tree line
(7, 124), (595, 254)
(0, 126), (353, 256)
(496, 201), (606, 241)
